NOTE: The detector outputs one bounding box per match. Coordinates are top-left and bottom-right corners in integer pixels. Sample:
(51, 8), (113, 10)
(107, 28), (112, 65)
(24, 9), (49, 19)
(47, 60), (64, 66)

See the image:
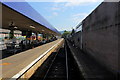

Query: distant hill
(59, 31), (64, 34)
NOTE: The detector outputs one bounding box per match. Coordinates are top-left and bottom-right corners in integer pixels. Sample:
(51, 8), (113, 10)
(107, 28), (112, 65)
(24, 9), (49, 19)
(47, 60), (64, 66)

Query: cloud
(51, 3), (66, 13)
(24, 0), (118, 2)
(64, 0), (103, 7)
(50, 0), (103, 13)
(73, 13), (88, 17)
(51, 3), (62, 12)
(5, 0), (104, 2)
(51, 7), (60, 10)
(46, 15), (55, 19)
(53, 12), (58, 16)
(46, 12), (58, 19)
(72, 13), (88, 24)
(53, 0), (102, 2)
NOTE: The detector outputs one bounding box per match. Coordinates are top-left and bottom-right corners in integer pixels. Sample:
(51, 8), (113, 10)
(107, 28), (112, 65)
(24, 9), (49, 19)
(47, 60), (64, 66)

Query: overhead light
(14, 26), (18, 29)
(9, 21), (15, 26)
(42, 29), (45, 31)
(30, 25), (35, 29)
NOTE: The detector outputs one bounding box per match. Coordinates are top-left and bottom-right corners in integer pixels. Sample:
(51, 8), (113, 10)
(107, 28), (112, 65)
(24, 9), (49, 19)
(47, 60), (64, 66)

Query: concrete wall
(82, 2), (119, 73)
(72, 31), (82, 49)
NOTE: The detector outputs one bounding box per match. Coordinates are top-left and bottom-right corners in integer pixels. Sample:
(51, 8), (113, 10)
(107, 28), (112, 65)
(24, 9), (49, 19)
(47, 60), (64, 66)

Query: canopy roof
(1, 2), (60, 35)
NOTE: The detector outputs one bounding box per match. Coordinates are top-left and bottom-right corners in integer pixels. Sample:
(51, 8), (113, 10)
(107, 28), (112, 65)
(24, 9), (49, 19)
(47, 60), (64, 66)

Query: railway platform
(0, 39), (64, 80)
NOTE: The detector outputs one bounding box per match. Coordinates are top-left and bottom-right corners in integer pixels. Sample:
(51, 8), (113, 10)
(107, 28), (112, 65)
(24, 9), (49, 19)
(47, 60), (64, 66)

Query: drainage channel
(29, 42), (83, 80)
(65, 41), (84, 80)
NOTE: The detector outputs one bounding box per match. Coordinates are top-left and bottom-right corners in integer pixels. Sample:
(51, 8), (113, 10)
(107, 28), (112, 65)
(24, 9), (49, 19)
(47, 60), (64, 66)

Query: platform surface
(0, 39), (63, 79)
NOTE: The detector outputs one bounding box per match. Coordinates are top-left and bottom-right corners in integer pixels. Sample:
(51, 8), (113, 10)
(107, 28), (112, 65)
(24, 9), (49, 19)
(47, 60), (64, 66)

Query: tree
(62, 30), (71, 38)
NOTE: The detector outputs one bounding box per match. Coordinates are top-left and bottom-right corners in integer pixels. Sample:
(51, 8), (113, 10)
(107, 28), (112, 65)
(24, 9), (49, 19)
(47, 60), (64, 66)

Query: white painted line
(9, 39), (63, 80)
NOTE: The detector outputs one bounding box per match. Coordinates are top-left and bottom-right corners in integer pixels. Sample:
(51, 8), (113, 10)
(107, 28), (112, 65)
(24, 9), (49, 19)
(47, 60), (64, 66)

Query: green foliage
(62, 30), (71, 38)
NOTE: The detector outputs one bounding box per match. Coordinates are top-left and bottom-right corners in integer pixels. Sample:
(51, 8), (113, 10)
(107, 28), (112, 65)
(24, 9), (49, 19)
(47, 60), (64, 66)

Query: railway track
(29, 42), (83, 80)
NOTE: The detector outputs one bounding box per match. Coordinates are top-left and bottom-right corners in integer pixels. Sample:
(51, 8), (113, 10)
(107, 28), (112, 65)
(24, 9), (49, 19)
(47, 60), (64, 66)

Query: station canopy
(1, 2), (60, 35)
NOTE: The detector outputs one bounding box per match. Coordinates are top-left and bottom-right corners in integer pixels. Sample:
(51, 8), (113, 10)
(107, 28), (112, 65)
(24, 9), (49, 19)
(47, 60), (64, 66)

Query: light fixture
(14, 26), (18, 29)
(9, 21), (15, 29)
(30, 25), (35, 29)
(42, 29), (45, 31)
(9, 21), (15, 26)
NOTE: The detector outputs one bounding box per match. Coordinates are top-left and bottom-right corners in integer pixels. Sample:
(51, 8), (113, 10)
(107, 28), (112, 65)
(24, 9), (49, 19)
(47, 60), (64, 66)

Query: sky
(26, 0), (103, 31)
